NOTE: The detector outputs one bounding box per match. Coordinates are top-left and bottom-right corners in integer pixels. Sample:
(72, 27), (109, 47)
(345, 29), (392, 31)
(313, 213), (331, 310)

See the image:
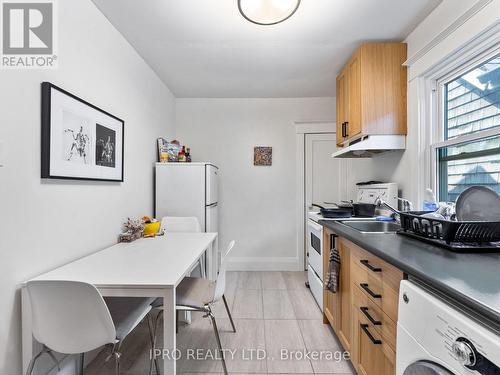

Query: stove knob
(452, 339), (476, 367)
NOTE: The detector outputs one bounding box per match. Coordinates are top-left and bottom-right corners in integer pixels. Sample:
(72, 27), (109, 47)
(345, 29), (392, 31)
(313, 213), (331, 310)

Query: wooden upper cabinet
(336, 43), (407, 146)
(347, 52), (362, 140)
(336, 68), (348, 146)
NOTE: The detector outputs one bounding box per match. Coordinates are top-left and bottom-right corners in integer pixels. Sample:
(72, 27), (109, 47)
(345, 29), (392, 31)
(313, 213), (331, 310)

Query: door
(347, 52), (362, 140)
(205, 164), (218, 205)
(206, 203), (218, 233)
(336, 68), (348, 146)
(307, 219), (323, 280)
(304, 133), (342, 268)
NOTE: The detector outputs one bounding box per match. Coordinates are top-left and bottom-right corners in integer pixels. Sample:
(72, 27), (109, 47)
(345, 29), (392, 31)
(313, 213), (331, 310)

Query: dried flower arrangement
(119, 217), (145, 242)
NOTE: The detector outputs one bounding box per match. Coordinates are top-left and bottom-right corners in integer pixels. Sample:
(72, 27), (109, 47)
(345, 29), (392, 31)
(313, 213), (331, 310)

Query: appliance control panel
(398, 281), (500, 374)
(356, 183), (398, 208)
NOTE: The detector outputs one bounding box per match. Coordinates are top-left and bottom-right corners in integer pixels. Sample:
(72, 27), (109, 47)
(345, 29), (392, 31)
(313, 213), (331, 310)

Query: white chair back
(26, 280), (116, 354)
(213, 240), (236, 303)
(160, 216), (201, 233)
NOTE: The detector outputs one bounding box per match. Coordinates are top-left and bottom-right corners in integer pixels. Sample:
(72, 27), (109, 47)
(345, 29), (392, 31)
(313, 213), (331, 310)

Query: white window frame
(429, 45), (500, 200)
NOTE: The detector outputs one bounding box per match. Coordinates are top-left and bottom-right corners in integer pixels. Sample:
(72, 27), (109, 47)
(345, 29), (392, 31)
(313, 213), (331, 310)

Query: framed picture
(254, 146), (272, 166)
(41, 82), (124, 181)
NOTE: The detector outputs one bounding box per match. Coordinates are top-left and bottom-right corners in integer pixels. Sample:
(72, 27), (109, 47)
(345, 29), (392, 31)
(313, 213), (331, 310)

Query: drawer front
(351, 260), (400, 322)
(352, 290), (396, 375)
(350, 241), (403, 291)
(352, 284), (397, 350)
(348, 240), (403, 321)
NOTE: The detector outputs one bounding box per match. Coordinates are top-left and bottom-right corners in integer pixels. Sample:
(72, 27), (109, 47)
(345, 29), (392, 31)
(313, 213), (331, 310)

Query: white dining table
(21, 232), (218, 375)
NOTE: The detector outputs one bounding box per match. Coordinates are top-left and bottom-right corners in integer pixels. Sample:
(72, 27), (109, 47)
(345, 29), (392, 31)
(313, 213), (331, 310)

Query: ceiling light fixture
(238, 0), (301, 26)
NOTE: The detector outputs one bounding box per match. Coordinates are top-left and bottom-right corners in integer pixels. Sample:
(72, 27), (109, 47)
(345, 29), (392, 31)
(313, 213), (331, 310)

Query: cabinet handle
(360, 324), (382, 345)
(360, 259), (382, 273)
(360, 283), (382, 299)
(345, 122), (349, 137)
(341, 122), (346, 138)
(360, 307), (382, 325)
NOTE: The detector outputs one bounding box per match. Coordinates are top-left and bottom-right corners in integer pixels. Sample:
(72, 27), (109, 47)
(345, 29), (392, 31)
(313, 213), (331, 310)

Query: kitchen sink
(341, 220), (401, 233)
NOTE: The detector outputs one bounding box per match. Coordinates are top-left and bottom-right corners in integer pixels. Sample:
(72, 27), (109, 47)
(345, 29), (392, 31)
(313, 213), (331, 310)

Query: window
(434, 53), (500, 202)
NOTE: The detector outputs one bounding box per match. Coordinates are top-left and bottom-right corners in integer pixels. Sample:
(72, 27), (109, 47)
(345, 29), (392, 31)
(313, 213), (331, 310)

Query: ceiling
(92, 0), (442, 98)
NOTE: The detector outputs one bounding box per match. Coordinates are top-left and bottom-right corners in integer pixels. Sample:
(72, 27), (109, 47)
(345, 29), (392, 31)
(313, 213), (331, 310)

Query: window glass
(438, 135), (500, 202)
(438, 54), (500, 202)
(445, 55), (500, 139)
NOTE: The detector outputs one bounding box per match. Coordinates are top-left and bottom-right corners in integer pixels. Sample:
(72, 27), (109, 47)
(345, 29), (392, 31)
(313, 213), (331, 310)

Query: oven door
(307, 219), (323, 280)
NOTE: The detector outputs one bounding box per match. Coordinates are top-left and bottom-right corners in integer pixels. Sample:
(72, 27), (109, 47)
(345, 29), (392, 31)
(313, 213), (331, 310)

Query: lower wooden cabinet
(323, 231), (352, 352)
(322, 235), (402, 375)
(352, 306), (396, 375)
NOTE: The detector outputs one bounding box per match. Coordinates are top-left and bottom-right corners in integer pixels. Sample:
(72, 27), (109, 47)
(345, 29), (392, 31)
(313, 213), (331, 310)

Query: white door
(205, 164), (218, 205)
(206, 203), (218, 233)
(304, 133), (341, 268)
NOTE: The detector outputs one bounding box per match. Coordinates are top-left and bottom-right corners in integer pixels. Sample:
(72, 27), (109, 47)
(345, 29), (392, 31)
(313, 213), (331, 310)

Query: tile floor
(86, 271), (354, 374)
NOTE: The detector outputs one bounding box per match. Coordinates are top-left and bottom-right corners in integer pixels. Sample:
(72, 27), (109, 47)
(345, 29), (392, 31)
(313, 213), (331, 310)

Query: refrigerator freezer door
(206, 203), (218, 233)
(155, 164), (206, 228)
(206, 165), (218, 206)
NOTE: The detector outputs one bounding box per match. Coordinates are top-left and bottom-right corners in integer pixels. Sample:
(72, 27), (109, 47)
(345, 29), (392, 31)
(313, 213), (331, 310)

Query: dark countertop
(319, 220), (500, 328)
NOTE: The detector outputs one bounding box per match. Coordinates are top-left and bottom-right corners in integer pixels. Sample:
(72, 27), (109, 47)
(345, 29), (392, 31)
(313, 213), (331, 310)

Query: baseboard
(226, 256), (301, 271)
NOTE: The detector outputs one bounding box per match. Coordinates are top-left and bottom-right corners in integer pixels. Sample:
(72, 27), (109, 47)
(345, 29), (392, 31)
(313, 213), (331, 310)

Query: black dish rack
(398, 211), (500, 252)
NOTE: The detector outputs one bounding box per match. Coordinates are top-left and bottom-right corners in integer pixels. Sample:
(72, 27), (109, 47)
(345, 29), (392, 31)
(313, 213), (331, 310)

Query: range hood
(331, 135), (406, 158)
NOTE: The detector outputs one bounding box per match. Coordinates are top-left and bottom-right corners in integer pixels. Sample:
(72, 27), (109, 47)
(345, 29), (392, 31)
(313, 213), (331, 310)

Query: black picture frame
(41, 82), (124, 182)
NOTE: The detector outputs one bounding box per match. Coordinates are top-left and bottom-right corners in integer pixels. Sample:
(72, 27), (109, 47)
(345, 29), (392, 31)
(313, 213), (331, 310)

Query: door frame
(295, 121), (337, 270)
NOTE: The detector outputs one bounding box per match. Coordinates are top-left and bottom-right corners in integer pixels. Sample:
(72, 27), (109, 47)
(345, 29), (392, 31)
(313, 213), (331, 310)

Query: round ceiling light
(238, 0), (301, 26)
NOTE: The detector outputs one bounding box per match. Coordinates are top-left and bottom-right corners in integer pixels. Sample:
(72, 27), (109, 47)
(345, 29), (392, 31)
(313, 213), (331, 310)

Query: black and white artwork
(62, 110), (92, 164)
(95, 124), (116, 167)
(41, 82), (124, 181)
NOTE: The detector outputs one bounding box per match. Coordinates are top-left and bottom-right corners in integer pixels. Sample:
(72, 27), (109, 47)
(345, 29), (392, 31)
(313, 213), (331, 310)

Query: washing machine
(397, 280), (500, 375)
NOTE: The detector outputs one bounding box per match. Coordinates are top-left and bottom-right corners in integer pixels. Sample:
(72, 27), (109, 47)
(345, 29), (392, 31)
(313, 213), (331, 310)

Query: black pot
(353, 203), (376, 217)
(312, 204), (353, 218)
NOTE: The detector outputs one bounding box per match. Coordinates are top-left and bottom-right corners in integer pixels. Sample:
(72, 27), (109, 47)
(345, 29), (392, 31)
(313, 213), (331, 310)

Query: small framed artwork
(254, 146), (272, 166)
(41, 82), (124, 181)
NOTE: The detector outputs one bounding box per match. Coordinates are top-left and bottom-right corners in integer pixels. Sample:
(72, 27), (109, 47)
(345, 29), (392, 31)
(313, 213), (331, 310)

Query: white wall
(0, 0), (175, 373)
(176, 98), (335, 270)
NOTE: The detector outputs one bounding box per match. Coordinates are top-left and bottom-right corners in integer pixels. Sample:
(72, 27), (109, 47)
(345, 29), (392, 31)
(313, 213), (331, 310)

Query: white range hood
(331, 135), (406, 158)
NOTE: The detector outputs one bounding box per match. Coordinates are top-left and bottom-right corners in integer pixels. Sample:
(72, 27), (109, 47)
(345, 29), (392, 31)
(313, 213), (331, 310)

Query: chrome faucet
(375, 196), (414, 213)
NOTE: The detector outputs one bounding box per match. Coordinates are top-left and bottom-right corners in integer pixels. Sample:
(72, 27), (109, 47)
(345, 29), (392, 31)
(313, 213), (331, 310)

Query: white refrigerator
(155, 162), (218, 234)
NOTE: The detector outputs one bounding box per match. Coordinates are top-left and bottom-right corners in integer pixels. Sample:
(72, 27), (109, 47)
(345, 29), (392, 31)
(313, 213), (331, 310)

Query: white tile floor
(86, 271), (354, 374)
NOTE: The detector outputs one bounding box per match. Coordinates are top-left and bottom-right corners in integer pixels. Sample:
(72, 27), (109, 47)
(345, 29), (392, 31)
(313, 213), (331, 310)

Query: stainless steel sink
(341, 220), (400, 233)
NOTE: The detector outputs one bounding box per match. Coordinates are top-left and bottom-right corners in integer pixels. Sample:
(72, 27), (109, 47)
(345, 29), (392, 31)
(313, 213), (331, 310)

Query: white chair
(25, 280), (154, 375)
(160, 216), (205, 277)
(149, 240), (236, 375)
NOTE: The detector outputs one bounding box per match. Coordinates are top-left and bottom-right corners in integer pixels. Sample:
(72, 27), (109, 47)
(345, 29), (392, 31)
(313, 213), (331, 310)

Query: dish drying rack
(398, 211), (500, 252)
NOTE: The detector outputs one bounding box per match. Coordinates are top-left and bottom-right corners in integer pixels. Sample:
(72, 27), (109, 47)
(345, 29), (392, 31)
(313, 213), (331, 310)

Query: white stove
(306, 182), (398, 310)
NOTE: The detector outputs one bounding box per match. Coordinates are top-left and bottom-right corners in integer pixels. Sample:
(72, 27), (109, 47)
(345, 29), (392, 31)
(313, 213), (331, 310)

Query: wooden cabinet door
(336, 68), (348, 146)
(352, 288), (395, 375)
(337, 238), (351, 351)
(347, 53), (362, 140)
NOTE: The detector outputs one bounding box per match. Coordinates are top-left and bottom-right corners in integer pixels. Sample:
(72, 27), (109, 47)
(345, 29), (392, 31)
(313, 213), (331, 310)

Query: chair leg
(25, 350), (44, 375)
(148, 312), (162, 375)
(114, 351), (121, 375)
(222, 295), (236, 333)
(79, 353), (85, 375)
(176, 309), (179, 334)
(208, 311), (228, 375)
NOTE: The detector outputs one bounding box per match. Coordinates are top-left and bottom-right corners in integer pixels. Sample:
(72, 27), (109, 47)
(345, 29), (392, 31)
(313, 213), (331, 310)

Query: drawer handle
(360, 259), (382, 272)
(360, 307), (382, 325)
(360, 324), (382, 345)
(360, 283), (382, 299)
